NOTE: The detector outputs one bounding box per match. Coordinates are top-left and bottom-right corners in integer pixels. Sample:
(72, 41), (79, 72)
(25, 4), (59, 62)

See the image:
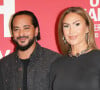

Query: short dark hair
(11, 10), (40, 40)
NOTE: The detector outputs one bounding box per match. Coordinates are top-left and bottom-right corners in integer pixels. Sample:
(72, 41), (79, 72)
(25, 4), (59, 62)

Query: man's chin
(16, 41), (35, 51)
(18, 44), (27, 47)
(13, 36), (35, 51)
(17, 45), (30, 51)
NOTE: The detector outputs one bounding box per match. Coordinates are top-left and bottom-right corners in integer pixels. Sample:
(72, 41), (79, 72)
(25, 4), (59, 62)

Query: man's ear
(35, 27), (39, 37)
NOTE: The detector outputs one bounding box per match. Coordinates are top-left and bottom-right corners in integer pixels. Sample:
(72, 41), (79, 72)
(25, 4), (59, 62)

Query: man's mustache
(17, 36), (29, 39)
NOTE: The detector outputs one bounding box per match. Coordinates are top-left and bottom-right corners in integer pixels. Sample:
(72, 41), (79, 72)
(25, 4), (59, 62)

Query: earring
(35, 37), (37, 42)
(62, 36), (67, 44)
(85, 33), (90, 45)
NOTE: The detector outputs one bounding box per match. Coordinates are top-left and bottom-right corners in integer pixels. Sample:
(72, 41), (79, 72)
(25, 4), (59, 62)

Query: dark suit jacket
(0, 43), (60, 90)
(0, 64), (4, 90)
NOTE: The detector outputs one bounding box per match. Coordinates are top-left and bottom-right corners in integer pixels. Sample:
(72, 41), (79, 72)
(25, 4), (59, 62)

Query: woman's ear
(86, 26), (89, 34)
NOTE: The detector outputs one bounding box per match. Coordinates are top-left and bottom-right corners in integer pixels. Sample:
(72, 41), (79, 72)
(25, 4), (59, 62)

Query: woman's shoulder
(50, 55), (69, 72)
(51, 55), (70, 67)
(90, 49), (100, 56)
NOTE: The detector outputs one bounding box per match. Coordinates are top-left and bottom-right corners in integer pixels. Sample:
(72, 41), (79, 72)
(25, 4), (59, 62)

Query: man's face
(12, 14), (38, 50)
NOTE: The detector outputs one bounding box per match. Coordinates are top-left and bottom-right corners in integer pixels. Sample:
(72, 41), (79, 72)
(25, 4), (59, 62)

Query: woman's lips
(68, 35), (77, 40)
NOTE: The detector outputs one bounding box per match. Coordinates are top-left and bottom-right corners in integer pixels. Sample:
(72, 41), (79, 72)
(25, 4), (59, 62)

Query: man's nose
(19, 29), (24, 36)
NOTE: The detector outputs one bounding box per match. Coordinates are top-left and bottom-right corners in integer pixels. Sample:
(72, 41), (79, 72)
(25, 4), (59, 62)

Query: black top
(49, 50), (100, 90)
(20, 59), (30, 90)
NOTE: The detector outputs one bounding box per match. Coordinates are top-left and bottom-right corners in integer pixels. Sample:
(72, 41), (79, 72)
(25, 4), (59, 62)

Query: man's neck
(18, 42), (36, 60)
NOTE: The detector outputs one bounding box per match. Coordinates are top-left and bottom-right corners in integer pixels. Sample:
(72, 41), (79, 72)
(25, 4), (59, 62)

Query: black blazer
(0, 43), (60, 90)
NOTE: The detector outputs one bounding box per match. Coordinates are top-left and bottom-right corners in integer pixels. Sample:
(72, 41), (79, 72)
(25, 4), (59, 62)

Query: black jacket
(0, 64), (4, 90)
(0, 43), (60, 90)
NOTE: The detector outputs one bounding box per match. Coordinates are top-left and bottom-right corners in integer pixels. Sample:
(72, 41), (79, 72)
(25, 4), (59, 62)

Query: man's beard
(12, 36), (35, 51)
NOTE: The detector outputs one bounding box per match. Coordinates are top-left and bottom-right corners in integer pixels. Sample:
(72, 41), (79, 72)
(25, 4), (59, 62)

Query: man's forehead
(13, 25), (33, 28)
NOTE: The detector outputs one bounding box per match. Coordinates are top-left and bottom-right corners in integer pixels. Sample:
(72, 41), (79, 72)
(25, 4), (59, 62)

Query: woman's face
(63, 12), (89, 47)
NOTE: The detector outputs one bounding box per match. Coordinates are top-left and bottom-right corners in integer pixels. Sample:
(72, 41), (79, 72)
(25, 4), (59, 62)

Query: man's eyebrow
(13, 26), (19, 28)
(23, 25), (31, 27)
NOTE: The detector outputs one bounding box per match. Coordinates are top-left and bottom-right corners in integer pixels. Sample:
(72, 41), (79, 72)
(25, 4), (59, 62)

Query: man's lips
(17, 36), (28, 40)
(19, 38), (27, 41)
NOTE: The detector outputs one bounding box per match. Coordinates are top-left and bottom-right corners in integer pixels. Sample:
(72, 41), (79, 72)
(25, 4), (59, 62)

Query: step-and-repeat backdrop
(0, 0), (100, 59)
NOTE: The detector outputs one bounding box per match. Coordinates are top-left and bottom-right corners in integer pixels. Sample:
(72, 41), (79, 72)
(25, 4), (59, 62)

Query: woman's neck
(71, 43), (89, 56)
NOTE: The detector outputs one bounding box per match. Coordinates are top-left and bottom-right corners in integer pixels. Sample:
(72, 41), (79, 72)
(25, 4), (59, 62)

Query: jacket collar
(14, 43), (42, 63)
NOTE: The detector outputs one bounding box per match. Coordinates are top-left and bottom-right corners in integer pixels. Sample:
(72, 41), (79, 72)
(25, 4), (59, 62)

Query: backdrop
(0, 0), (100, 59)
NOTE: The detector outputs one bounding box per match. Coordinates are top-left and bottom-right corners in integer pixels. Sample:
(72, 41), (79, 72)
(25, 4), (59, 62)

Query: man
(0, 10), (60, 90)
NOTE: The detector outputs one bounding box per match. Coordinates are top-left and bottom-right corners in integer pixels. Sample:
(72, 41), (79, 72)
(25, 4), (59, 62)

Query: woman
(49, 7), (100, 90)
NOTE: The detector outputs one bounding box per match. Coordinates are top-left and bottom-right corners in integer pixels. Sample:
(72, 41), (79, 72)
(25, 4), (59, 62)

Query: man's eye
(13, 28), (19, 31)
(24, 27), (30, 29)
(76, 23), (80, 26)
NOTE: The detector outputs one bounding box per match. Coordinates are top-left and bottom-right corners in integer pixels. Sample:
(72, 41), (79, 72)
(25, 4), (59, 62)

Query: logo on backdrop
(87, 0), (100, 38)
(0, 0), (15, 59)
(0, 0), (15, 37)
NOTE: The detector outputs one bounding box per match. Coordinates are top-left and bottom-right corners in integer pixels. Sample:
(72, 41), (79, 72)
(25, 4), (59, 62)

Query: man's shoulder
(36, 45), (62, 65)
(40, 46), (61, 56)
(0, 52), (16, 63)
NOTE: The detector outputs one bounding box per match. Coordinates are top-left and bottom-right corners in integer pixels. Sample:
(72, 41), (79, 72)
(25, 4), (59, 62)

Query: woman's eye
(63, 25), (69, 28)
(76, 23), (80, 26)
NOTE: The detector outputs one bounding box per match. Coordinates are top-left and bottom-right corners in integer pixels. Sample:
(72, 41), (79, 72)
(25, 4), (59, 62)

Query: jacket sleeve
(0, 62), (4, 90)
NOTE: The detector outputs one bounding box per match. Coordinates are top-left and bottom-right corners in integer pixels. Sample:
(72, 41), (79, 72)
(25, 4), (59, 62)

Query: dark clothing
(0, 43), (60, 90)
(49, 50), (100, 90)
(21, 59), (30, 90)
(0, 64), (4, 90)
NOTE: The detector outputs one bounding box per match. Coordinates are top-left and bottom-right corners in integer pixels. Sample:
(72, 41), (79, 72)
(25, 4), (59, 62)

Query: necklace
(68, 47), (90, 57)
